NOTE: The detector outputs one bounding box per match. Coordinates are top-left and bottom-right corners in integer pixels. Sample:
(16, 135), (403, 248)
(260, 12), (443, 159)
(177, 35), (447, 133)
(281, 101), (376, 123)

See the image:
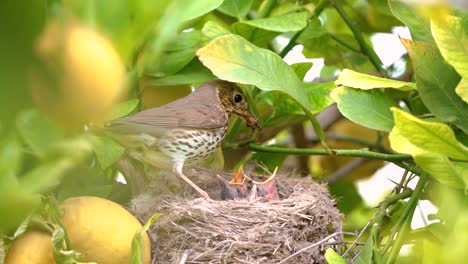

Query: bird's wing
(107, 87), (227, 135)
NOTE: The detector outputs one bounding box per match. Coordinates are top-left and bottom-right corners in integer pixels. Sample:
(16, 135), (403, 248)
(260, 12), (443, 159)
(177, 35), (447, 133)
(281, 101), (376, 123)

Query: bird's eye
(234, 93), (243, 103)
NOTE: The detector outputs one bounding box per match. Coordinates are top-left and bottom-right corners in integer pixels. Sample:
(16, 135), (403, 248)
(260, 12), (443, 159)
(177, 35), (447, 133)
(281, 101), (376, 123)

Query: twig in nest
(277, 231), (351, 264)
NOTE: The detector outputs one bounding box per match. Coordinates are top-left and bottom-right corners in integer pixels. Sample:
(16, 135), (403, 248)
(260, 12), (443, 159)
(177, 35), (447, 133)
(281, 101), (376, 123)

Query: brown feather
(107, 81), (228, 136)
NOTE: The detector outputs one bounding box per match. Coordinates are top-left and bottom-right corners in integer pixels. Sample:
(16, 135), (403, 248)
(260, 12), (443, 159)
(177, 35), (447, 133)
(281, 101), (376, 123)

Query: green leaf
(90, 136), (125, 170)
(196, 34), (311, 110)
(16, 109), (63, 158)
(233, 12), (308, 33)
(0, 136), (22, 188)
(144, 59), (215, 86)
(291, 62), (313, 80)
(131, 213), (162, 264)
(388, 0), (432, 41)
(110, 99), (139, 120)
(20, 138), (92, 193)
(217, 0), (253, 18)
(392, 108), (468, 160)
(456, 78), (468, 104)
(336, 69), (416, 91)
(431, 15), (468, 79)
(231, 12), (308, 47)
(305, 82), (335, 114)
(330, 87), (396, 132)
(52, 226), (83, 264)
(201, 21), (231, 44)
(325, 248), (348, 264)
(151, 0), (223, 55)
(401, 38), (468, 134)
(144, 31), (201, 76)
(414, 152), (466, 189)
(355, 234), (374, 264)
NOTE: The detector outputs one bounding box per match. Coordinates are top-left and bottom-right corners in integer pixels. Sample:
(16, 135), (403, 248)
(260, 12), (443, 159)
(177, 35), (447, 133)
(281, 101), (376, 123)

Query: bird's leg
(172, 161), (210, 199)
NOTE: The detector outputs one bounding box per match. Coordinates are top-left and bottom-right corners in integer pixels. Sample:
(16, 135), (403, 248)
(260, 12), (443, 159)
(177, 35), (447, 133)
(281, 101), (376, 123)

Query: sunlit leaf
(455, 78), (468, 104)
(330, 87), (396, 132)
(414, 152), (466, 189)
(325, 248), (348, 264)
(336, 69), (416, 91)
(401, 38), (468, 134)
(392, 108), (468, 160)
(431, 15), (468, 79)
(110, 99), (139, 120)
(131, 213), (161, 264)
(197, 34), (311, 110)
(201, 21), (231, 44)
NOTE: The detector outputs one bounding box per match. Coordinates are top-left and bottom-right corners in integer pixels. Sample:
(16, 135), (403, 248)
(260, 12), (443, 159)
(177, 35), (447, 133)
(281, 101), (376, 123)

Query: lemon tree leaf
(336, 69), (416, 91)
(330, 86), (396, 132)
(0, 137), (22, 188)
(89, 136), (125, 170)
(355, 235), (374, 264)
(145, 59), (215, 86)
(110, 99), (139, 120)
(388, 0), (432, 41)
(389, 126), (424, 155)
(16, 109), (64, 158)
(233, 12), (308, 33)
(431, 15), (468, 79)
(217, 0), (253, 18)
(401, 38), (468, 134)
(414, 152), (465, 189)
(305, 82), (335, 114)
(131, 213), (162, 264)
(52, 226), (83, 264)
(291, 62), (313, 80)
(325, 248), (348, 264)
(201, 21), (231, 44)
(456, 78), (468, 104)
(392, 108), (468, 160)
(196, 34), (311, 110)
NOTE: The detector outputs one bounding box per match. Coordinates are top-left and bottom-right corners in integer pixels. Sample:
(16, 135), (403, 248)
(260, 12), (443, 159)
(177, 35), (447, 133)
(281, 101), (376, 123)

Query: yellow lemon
(32, 20), (125, 128)
(4, 229), (55, 264)
(60, 196), (151, 264)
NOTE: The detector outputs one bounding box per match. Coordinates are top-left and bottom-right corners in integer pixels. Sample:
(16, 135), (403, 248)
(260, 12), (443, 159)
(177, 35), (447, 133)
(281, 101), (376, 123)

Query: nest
(130, 170), (343, 264)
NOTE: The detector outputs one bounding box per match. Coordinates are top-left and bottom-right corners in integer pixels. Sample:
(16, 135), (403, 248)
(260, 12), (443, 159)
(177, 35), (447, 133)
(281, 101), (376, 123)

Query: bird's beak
(244, 113), (261, 129)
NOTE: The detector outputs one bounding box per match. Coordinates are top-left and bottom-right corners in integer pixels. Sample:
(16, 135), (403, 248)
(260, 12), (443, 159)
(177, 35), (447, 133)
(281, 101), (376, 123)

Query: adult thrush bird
(106, 80), (259, 199)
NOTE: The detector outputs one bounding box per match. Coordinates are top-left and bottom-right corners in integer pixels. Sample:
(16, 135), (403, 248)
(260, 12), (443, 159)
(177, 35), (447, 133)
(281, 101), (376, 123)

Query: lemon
(32, 20), (125, 128)
(60, 196), (151, 264)
(4, 229), (55, 264)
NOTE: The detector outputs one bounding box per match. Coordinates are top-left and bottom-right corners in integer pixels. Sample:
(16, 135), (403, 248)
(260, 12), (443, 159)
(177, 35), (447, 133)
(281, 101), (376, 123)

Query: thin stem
(248, 143), (412, 162)
(301, 106), (332, 154)
(329, 33), (360, 53)
(385, 173), (428, 264)
(331, 0), (387, 77)
(279, 0), (329, 58)
(257, 0), (276, 18)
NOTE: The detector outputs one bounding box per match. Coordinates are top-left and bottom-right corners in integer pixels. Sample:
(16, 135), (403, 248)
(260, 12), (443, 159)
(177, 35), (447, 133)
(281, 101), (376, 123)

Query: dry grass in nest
(130, 170), (344, 263)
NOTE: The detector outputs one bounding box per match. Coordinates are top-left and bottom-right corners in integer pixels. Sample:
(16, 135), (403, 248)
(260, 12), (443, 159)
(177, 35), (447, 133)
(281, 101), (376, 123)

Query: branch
(331, 0), (387, 77)
(248, 144), (412, 162)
